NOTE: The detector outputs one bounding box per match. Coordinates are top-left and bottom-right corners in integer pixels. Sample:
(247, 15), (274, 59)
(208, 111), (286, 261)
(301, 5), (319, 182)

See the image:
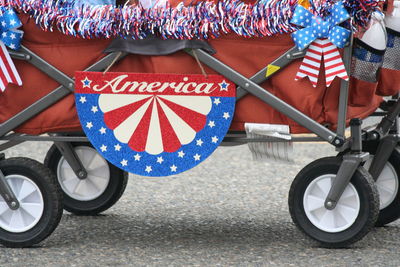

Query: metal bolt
(334, 139), (340, 145)
(244, 83), (250, 88)
(286, 54), (291, 59)
(68, 83), (74, 89)
(328, 136), (333, 140)
(325, 201), (333, 209)
(25, 55), (31, 60)
(10, 202), (17, 208)
(78, 171), (86, 179)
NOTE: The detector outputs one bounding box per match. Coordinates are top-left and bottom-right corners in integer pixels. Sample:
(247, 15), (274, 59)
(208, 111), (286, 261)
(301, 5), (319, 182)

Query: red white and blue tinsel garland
(0, 0), (380, 40)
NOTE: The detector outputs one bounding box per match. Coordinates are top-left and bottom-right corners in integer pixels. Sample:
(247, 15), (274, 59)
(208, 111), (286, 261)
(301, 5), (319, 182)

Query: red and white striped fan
(99, 94), (212, 155)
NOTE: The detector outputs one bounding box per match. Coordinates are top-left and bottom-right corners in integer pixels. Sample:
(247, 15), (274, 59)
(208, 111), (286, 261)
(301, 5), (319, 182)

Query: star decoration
(9, 19), (16, 26)
(145, 166), (152, 173)
(134, 153), (141, 161)
(99, 127), (106, 134)
(170, 165), (177, 172)
(91, 106), (98, 113)
(121, 159), (128, 166)
(178, 151), (185, 158)
(10, 33), (15, 40)
(223, 112), (230, 120)
(219, 80), (229, 91)
(157, 157), (164, 164)
(211, 136), (219, 143)
(213, 98), (221, 105)
(86, 122), (93, 129)
(193, 154), (201, 161)
(100, 144), (107, 152)
(208, 121), (215, 128)
(2, 32), (6, 38)
(1, 21), (6, 27)
(114, 144), (121, 151)
(79, 96), (86, 104)
(196, 139), (203, 146)
(82, 77), (92, 88)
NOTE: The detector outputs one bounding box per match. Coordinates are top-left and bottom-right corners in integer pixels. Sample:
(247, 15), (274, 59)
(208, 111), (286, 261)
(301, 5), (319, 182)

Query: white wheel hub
(303, 174), (360, 233)
(0, 175), (44, 233)
(364, 155), (398, 210)
(57, 146), (110, 201)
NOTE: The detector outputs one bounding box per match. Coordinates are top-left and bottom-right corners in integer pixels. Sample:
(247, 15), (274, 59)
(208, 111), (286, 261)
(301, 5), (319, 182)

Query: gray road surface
(0, 141), (400, 266)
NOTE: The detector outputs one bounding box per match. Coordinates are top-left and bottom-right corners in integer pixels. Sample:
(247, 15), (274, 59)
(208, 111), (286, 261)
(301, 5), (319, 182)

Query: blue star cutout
(219, 81), (229, 91)
(82, 77), (92, 88)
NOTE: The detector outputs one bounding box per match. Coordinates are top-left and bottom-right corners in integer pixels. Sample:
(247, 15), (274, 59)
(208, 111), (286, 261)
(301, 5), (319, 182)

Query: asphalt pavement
(0, 141), (400, 266)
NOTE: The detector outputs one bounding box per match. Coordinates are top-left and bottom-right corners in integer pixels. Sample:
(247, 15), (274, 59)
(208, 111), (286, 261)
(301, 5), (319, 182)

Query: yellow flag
(298, 0), (311, 9)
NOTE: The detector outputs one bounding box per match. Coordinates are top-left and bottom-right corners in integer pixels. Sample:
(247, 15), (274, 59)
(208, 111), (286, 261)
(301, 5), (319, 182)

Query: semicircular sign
(75, 71), (235, 177)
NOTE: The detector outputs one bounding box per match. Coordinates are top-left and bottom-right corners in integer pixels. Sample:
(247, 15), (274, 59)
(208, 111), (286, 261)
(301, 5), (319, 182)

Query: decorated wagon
(0, 0), (399, 248)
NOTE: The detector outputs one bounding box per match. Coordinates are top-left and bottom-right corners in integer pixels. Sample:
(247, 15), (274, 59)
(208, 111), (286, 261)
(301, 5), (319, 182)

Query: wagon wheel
(288, 157), (379, 248)
(362, 142), (400, 226)
(44, 143), (128, 215)
(0, 158), (62, 248)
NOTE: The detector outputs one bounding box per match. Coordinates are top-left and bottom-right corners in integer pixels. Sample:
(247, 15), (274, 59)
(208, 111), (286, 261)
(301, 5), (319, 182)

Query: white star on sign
(99, 127), (106, 134)
(9, 44), (15, 50)
(121, 159), (128, 166)
(223, 112), (230, 120)
(91, 106), (98, 113)
(2, 32), (6, 38)
(170, 165), (177, 172)
(134, 153), (141, 161)
(9, 19), (16, 26)
(79, 96), (86, 103)
(178, 150), (185, 158)
(86, 122), (93, 129)
(114, 144), (121, 151)
(211, 136), (219, 143)
(145, 166), (152, 173)
(157, 157), (164, 164)
(213, 98), (221, 105)
(193, 154), (201, 161)
(196, 139), (203, 146)
(208, 121), (215, 128)
(1, 21), (6, 27)
(10, 33), (15, 40)
(100, 144), (107, 152)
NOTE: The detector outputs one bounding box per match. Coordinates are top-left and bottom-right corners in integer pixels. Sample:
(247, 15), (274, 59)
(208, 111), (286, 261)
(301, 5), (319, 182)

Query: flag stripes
(0, 42), (21, 91)
(295, 38), (348, 87)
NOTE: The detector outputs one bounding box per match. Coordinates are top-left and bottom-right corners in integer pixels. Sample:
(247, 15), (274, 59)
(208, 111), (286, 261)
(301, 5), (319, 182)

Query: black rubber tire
(288, 157), (379, 248)
(44, 143), (128, 215)
(0, 157), (63, 248)
(362, 141), (400, 226)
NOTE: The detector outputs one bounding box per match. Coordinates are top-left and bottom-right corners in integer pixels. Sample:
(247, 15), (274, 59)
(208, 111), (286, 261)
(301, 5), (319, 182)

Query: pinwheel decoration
(0, 7), (23, 91)
(291, 1), (351, 87)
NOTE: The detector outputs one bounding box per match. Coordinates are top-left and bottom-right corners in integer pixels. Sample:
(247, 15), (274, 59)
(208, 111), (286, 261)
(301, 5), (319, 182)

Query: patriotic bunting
(0, 0), (380, 40)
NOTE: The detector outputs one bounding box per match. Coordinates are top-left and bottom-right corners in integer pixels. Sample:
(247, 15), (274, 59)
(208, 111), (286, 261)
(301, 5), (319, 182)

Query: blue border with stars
(75, 94), (235, 177)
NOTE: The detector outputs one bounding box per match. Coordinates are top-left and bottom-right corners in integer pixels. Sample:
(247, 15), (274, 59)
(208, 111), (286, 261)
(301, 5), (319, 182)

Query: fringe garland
(0, 0), (380, 40)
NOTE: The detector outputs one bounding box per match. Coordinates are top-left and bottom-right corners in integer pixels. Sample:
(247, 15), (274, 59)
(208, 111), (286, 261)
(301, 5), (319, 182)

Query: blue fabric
(291, 1), (351, 50)
(0, 7), (23, 50)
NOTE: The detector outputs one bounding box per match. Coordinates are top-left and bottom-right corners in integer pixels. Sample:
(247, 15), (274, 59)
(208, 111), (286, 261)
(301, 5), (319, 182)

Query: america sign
(75, 72), (236, 176)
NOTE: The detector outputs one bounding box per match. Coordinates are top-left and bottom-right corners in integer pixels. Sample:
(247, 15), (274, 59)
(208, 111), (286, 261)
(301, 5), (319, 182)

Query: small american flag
(0, 8), (23, 91)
